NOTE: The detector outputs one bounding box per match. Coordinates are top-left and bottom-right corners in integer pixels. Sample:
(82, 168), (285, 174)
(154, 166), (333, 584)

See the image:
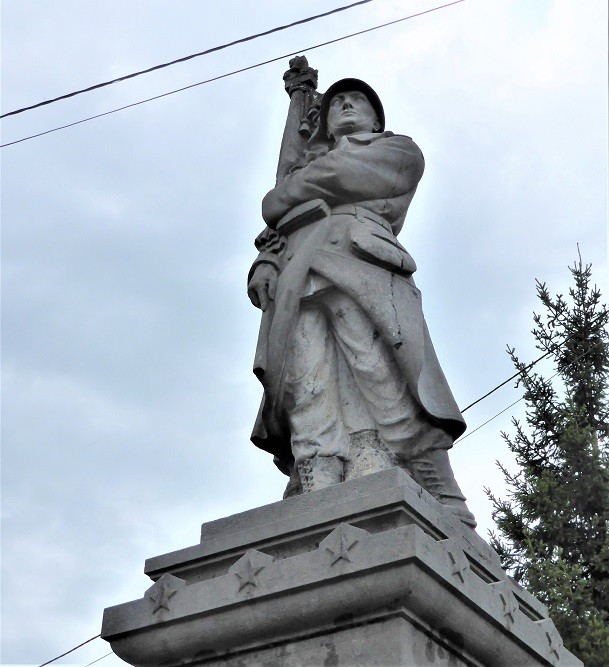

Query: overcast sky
(1, 1), (607, 664)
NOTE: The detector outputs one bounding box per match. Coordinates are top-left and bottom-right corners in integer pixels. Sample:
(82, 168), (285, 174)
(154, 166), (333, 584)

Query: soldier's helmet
(317, 78), (385, 138)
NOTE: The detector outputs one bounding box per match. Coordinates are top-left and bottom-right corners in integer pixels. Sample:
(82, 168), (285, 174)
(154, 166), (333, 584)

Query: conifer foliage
(487, 255), (609, 665)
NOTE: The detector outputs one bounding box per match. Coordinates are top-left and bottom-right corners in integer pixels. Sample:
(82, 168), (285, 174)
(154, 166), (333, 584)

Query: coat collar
(342, 130), (395, 145)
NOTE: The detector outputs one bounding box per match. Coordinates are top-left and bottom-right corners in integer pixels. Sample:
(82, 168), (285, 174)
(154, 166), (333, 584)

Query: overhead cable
(0, 0), (466, 148)
(1, 0), (374, 119)
(460, 350), (551, 413)
(455, 398), (524, 444)
(460, 309), (607, 414)
(455, 336), (607, 443)
(38, 634), (101, 667)
(83, 652), (113, 666)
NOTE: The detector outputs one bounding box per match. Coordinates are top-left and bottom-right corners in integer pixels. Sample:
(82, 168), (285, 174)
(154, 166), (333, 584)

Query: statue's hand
(247, 263), (278, 311)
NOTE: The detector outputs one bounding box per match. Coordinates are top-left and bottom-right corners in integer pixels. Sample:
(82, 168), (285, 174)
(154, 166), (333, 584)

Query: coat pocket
(349, 225), (417, 276)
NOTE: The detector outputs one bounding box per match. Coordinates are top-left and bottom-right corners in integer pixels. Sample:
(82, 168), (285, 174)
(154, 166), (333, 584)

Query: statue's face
(326, 90), (381, 139)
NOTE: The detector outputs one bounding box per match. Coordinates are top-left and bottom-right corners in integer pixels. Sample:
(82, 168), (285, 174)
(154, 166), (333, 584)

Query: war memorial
(101, 58), (581, 666)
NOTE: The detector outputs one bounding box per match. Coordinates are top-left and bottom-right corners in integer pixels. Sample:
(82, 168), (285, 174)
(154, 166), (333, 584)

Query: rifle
(275, 56), (319, 185)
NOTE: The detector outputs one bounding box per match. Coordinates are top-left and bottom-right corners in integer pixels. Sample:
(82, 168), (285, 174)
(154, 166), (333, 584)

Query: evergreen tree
(486, 254), (609, 665)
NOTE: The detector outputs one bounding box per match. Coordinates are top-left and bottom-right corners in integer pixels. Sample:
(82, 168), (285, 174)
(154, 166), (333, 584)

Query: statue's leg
(284, 300), (348, 492)
(410, 446), (477, 529)
(322, 291), (476, 527)
(322, 290), (419, 450)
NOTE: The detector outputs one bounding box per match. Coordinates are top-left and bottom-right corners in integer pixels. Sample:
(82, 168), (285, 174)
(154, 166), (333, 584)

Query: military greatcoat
(249, 130), (466, 471)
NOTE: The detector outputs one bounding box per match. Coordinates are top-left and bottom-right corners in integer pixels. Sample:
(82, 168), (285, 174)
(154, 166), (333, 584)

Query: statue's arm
(262, 135), (424, 225)
(247, 227), (285, 311)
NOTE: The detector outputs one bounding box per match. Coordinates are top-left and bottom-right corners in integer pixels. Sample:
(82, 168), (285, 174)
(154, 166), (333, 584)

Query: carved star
(447, 547), (469, 585)
(537, 619), (563, 663)
(491, 582), (519, 627)
(546, 629), (562, 661)
(229, 550), (274, 593)
(234, 555), (265, 590)
(323, 524), (360, 566)
(146, 573), (185, 614)
(328, 532), (357, 565)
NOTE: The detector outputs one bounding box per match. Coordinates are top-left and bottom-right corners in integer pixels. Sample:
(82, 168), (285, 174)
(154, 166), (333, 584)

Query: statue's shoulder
(386, 132), (419, 146)
(375, 131), (421, 148)
(345, 133), (424, 167)
(382, 132), (424, 161)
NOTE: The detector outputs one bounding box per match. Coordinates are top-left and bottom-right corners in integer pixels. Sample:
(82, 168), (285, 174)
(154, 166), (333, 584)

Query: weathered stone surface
(247, 63), (475, 530)
(102, 468), (581, 666)
(206, 617), (472, 667)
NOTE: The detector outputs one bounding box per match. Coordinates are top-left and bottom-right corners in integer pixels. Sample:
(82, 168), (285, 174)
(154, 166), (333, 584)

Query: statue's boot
(282, 463), (303, 498)
(345, 429), (398, 481)
(410, 448), (477, 529)
(297, 455), (344, 492)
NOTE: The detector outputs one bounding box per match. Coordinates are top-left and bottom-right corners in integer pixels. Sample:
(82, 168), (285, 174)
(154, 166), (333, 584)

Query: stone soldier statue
(248, 60), (476, 529)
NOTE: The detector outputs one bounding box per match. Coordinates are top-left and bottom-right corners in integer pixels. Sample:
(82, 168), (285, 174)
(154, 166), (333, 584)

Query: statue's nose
(342, 100), (353, 110)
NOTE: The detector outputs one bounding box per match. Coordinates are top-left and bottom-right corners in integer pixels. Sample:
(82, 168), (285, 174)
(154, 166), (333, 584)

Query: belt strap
(276, 200), (391, 235)
(332, 204), (392, 232)
(275, 199), (330, 235)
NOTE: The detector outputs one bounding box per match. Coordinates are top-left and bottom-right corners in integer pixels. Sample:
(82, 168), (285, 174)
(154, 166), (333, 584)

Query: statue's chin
(330, 124), (359, 140)
(330, 120), (378, 140)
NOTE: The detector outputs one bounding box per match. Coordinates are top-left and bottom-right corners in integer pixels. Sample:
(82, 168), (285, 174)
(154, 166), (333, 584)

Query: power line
(456, 335), (607, 443)
(1, 0), (374, 119)
(460, 309), (607, 414)
(0, 0), (467, 148)
(455, 397), (524, 444)
(83, 652), (113, 666)
(38, 634), (101, 667)
(460, 350), (551, 413)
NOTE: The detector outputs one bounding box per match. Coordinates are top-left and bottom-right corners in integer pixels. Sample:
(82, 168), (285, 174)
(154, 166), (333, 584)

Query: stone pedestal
(101, 468), (581, 666)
